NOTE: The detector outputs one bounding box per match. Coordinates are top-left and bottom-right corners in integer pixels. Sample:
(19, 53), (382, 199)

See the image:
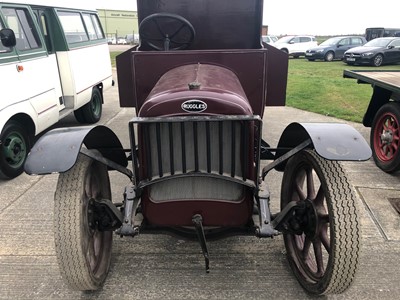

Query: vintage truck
(25, 0), (371, 295)
(344, 70), (400, 172)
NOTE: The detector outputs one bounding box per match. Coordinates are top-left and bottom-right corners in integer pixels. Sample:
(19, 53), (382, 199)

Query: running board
(59, 108), (74, 119)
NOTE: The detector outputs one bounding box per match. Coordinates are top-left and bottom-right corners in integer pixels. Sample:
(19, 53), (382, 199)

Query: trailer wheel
(0, 120), (30, 179)
(281, 150), (360, 295)
(54, 154), (113, 290)
(74, 87), (103, 124)
(371, 102), (400, 172)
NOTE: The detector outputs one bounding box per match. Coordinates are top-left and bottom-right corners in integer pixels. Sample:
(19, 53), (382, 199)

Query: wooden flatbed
(344, 69), (400, 172)
(343, 70), (400, 94)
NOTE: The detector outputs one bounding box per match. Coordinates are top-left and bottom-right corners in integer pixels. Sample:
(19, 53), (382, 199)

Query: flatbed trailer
(344, 70), (400, 172)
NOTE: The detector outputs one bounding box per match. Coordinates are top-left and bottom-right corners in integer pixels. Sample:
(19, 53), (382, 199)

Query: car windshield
(364, 38), (392, 47)
(276, 36), (293, 43)
(320, 37), (342, 46)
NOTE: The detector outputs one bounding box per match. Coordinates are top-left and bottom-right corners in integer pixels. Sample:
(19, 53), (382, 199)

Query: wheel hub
(381, 130), (393, 145)
(302, 199), (318, 239)
(285, 200), (318, 238)
(3, 135), (26, 165)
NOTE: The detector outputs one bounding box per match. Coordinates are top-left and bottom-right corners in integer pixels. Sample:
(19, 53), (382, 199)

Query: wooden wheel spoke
(302, 236), (312, 260)
(86, 234), (97, 269)
(86, 173), (101, 199)
(313, 239), (325, 275)
(306, 168), (316, 199)
(318, 212), (329, 224)
(314, 186), (325, 207)
(295, 183), (306, 201)
(387, 145), (394, 156)
(319, 224), (331, 253)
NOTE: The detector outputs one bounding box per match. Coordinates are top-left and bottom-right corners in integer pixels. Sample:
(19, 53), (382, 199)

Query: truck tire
(281, 150), (360, 295)
(74, 87), (103, 124)
(54, 154), (113, 290)
(371, 102), (400, 172)
(0, 120), (30, 179)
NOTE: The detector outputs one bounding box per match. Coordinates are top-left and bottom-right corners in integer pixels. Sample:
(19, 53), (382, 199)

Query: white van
(0, 1), (113, 179)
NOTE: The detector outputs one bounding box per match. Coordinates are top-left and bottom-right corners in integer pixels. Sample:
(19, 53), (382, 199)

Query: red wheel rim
(373, 112), (400, 162)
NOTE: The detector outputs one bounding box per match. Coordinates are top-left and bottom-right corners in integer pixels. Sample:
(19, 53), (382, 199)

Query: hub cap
(3, 132), (26, 168)
(374, 112), (400, 162)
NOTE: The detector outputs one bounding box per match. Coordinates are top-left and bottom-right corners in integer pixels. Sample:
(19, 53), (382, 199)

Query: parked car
(107, 38), (116, 45)
(117, 38), (127, 45)
(261, 35), (278, 44)
(305, 36), (366, 61)
(274, 35), (318, 58)
(125, 33), (140, 44)
(344, 37), (400, 66)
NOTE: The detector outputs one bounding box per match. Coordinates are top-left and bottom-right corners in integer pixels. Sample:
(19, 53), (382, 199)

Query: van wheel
(372, 54), (383, 67)
(0, 121), (30, 179)
(324, 51), (334, 62)
(73, 109), (86, 123)
(74, 87), (103, 124)
(54, 154), (113, 290)
(371, 102), (400, 172)
(281, 150), (360, 295)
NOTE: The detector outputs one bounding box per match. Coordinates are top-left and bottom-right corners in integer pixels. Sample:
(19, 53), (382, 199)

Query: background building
(97, 9), (138, 42)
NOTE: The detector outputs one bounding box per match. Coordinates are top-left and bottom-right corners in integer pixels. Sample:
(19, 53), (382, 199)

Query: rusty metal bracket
(261, 139), (311, 180)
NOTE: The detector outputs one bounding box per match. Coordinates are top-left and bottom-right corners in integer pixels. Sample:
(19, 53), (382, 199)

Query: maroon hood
(138, 63), (253, 117)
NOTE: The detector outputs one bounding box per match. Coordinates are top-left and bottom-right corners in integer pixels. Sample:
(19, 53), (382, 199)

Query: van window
(57, 11), (88, 44)
(82, 14), (96, 40)
(83, 14), (104, 40)
(35, 10), (53, 53)
(1, 7), (41, 51)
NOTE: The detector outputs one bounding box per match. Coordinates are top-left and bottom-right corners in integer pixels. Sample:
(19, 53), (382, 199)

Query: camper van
(0, 0), (113, 179)
(365, 27), (400, 41)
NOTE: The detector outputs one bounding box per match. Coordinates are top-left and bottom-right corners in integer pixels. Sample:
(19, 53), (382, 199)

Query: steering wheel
(139, 13), (195, 51)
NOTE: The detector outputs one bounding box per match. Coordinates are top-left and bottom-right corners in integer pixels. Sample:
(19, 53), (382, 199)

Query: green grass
(110, 51), (399, 123)
(287, 59), (400, 122)
(110, 51), (122, 68)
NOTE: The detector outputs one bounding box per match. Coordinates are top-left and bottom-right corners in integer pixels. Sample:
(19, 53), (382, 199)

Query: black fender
(24, 125), (128, 175)
(274, 122), (371, 171)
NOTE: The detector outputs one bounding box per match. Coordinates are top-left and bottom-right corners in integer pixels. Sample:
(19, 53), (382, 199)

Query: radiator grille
(129, 115), (262, 197)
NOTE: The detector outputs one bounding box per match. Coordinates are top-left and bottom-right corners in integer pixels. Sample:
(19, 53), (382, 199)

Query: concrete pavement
(0, 71), (399, 299)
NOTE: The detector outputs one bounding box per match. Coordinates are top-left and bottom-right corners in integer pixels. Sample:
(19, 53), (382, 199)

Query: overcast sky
(94, 0), (399, 36)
